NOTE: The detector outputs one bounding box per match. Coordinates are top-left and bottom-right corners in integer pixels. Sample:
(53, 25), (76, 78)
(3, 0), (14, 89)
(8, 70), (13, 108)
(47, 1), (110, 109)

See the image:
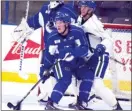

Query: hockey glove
(12, 18), (34, 43)
(94, 44), (106, 57)
(39, 66), (50, 83)
(41, 74), (50, 84)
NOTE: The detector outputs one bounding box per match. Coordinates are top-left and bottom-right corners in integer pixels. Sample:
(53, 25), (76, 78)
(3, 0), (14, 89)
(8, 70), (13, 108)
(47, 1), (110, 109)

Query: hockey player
(26, 1), (77, 44)
(15, 1), (77, 66)
(70, 1), (122, 110)
(39, 12), (94, 110)
(27, 0), (78, 96)
(14, 1), (78, 102)
(14, 1), (77, 44)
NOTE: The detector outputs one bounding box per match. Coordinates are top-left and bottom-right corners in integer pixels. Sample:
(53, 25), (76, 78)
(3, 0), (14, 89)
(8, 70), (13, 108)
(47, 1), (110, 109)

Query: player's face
(55, 21), (67, 34)
(80, 6), (93, 17)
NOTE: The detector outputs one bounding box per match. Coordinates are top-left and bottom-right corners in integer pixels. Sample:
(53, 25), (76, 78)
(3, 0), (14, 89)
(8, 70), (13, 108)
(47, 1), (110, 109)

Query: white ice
(2, 82), (131, 110)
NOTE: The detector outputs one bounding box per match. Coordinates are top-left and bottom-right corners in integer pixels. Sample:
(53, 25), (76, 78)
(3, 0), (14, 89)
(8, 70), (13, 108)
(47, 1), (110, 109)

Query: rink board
(2, 24), (132, 92)
(2, 71), (131, 91)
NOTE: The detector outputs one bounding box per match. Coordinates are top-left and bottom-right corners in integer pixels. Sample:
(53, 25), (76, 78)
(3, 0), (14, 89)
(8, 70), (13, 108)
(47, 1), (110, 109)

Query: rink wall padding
(2, 72), (37, 83)
(2, 71), (131, 91)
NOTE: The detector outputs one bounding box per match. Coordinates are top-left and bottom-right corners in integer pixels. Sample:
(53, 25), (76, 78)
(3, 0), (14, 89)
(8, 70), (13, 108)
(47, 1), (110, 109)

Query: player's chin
(58, 30), (63, 34)
(81, 12), (87, 17)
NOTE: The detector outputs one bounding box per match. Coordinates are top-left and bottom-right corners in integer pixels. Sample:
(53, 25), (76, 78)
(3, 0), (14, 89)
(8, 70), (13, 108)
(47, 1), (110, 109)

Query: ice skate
(45, 98), (60, 110)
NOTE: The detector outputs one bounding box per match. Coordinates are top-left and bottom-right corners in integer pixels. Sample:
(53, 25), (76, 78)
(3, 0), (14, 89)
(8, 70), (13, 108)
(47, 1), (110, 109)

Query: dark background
(1, 1), (132, 25)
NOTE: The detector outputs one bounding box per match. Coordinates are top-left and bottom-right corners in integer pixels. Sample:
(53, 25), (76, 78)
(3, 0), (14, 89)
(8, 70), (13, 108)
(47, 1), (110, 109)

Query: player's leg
(65, 75), (78, 97)
(45, 61), (73, 110)
(37, 76), (57, 104)
(37, 50), (53, 102)
(93, 53), (122, 110)
(37, 53), (77, 105)
(69, 65), (94, 110)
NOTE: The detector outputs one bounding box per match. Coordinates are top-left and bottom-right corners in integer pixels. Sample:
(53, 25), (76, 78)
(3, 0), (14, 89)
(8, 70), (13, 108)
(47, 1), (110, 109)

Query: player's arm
(39, 37), (55, 78)
(12, 5), (47, 44)
(62, 28), (89, 58)
(72, 28), (89, 57)
(27, 5), (47, 29)
(64, 4), (78, 24)
(94, 18), (114, 54)
(81, 14), (113, 54)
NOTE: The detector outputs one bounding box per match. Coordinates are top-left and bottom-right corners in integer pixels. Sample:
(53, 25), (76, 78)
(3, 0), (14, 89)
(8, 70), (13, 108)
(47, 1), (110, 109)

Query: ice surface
(2, 82), (131, 110)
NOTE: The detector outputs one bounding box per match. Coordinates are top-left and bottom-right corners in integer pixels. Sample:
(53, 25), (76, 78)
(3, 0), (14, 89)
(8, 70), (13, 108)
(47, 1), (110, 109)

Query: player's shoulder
(70, 25), (84, 33)
(62, 4), (77, 15)
(92, 14), (98, 19)
(63, 4), (74, 9)
(92, 14), (102, 23)
(40, 4), (48, 13)
(48, 30), (58, 41)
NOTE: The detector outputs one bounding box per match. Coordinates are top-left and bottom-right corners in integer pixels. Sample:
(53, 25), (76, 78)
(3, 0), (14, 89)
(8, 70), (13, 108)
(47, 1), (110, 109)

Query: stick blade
(14, 102), (21, 110)
(7, 102), (14, 108)
(7, 102), (21, 110)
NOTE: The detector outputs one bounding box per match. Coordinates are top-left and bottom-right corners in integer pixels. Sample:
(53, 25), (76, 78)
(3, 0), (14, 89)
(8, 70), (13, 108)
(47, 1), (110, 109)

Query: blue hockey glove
(94, 44), (106, 57)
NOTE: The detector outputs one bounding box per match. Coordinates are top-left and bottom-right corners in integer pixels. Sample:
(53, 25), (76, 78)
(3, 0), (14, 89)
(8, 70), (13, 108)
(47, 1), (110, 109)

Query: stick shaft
(16, 59), (63, 105)
(91, 47), (124, 65)
(25, 1), (29, 20)
(19, 1), (30, 75)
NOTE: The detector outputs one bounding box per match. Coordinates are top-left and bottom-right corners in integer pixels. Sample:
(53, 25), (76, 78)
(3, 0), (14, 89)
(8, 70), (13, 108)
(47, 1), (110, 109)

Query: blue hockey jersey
(27, 3), (77, 45)
(40, 25), (89, 77)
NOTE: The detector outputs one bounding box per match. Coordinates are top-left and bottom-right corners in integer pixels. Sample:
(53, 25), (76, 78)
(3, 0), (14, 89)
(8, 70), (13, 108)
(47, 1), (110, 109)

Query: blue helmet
(55, 12), (70, 23)
(78, 1), (96, 9)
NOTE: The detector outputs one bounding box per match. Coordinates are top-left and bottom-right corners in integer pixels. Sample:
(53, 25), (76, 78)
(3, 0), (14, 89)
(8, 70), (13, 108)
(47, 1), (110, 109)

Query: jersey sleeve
(79, 14), (113, 54)
(39, 35), (55, 75)
(72, 28), (89, 57)
(27, 5), (47, 29)
(63, 4), (78, 24)
(64, 28), (89, 58)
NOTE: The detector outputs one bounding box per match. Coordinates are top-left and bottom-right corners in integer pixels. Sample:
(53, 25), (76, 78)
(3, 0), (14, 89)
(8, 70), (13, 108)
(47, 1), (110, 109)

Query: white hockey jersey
(76, 14), (114, 55)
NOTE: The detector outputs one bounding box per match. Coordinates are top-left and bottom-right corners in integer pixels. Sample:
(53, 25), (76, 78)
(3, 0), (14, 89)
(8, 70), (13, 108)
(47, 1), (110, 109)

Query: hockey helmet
(78, 1), (96, 9)
(55, 12), (70, 23)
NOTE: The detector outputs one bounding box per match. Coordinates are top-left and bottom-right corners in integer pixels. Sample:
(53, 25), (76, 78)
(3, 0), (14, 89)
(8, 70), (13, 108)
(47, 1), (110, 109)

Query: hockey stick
(109, 56), (125, 65)
(90, 47), (125, 65)
(7, 54), (70, 110)
(18, 1), (30, 80)
(7, 75), (45, 110)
